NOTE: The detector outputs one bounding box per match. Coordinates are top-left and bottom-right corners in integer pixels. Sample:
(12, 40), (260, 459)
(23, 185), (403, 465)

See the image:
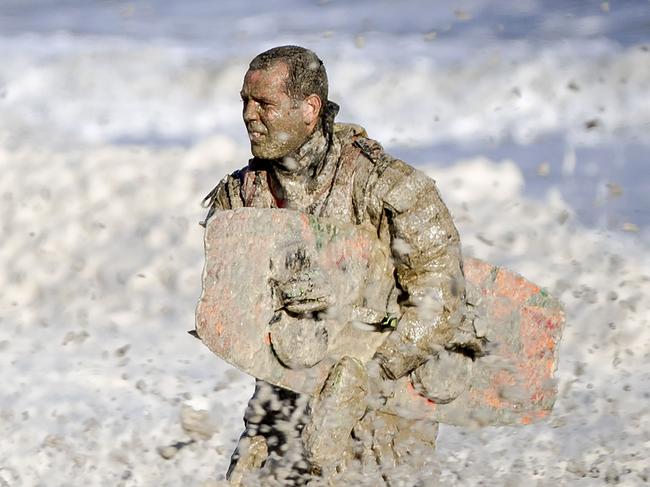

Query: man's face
(241, 62), (313, 160)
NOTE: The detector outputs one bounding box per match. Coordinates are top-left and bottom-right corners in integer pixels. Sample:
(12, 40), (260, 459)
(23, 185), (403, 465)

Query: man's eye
(241, 99), (270, 110)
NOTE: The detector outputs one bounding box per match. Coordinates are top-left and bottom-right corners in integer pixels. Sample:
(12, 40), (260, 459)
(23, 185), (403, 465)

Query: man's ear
(303, 94), (322, 127)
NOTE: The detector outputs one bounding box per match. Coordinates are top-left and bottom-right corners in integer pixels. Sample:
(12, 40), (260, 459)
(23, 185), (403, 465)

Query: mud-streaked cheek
(264, 107), (281, 120)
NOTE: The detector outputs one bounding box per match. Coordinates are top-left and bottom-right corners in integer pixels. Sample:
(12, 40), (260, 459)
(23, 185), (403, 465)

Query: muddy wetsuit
(203, 123), (477, 485)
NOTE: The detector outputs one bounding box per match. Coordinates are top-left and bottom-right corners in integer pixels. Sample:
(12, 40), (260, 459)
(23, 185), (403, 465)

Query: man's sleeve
(370, 161), (468, 380)
(200, 171), (242, 226)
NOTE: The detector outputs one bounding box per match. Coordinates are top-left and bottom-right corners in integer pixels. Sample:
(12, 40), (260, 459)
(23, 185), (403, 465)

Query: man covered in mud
(202, 45), (482, 485)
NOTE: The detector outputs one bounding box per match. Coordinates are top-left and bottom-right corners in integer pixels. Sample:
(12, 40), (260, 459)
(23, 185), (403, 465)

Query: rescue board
(195, 208), (565, 427)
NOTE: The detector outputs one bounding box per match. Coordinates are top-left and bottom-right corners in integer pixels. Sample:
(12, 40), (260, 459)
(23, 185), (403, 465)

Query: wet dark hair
(250, 46), (327, 110)
(249, 45), (339, 138)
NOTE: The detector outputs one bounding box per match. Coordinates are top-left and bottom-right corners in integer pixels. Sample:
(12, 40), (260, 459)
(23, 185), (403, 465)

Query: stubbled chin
(251, 140), (296, 160)
(251, 144), (272, 159)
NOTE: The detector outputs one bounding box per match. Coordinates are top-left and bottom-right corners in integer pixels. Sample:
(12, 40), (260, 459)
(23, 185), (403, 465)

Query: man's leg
(301, 356), (369, 478)
(227, 380), (312, 486)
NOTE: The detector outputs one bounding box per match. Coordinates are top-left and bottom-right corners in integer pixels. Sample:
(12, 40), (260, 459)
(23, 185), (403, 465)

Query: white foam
(1, 33), (648, 148)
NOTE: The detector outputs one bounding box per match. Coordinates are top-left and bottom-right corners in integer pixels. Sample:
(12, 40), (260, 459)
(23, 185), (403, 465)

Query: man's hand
(274, 267), (333, 315)
(410, 349), (473, 404)
(268, 265), (333, 370)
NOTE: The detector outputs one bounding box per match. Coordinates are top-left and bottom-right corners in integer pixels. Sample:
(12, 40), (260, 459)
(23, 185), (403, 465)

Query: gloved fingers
(410, 350), (472, 404)
(274, 268), (333, 314)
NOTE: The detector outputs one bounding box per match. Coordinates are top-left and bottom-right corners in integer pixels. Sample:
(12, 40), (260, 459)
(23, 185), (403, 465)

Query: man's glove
(274, 267), (333, 315)
(410, 349), (473, 404)
(267, 265), (333, 370)
(268, 313), (329, 369)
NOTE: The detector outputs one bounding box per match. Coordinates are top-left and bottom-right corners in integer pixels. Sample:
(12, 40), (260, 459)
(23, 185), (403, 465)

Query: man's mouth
(247, 125), (267, 143)
(248, 131), (266, 143)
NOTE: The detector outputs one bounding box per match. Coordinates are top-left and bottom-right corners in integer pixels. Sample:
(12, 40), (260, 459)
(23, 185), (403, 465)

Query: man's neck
(263, 127), (330, 210)
(270, 127), (328, 178)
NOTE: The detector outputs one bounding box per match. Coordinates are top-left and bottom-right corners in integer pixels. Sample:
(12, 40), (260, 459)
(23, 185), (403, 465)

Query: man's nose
(243, 101), (259, 122)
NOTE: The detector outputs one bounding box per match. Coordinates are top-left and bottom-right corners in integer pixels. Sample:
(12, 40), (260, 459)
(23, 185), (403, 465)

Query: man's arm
(200, 170), (244, 225)
(369, 161), (468, 380)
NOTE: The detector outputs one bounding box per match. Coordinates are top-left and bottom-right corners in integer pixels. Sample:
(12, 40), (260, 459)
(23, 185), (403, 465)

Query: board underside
(196, 208), (565, 426)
